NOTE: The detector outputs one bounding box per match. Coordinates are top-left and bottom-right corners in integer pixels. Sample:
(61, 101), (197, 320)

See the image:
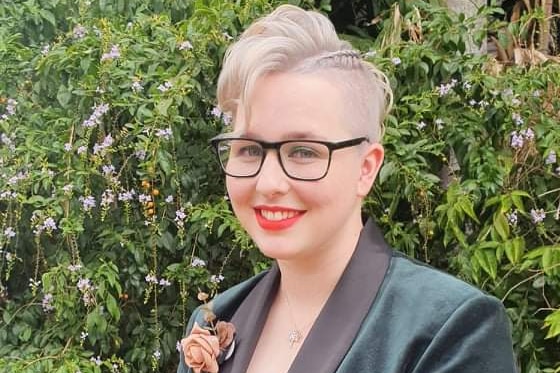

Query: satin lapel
(220, 264), (280, 373)
(288, 219), (392, 373)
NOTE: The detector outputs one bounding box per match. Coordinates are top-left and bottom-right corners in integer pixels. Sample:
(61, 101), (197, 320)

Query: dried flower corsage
(181, 293), (236, 373)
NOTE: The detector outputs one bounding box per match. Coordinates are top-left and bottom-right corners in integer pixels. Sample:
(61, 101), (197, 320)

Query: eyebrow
(240, 130), (328, 141)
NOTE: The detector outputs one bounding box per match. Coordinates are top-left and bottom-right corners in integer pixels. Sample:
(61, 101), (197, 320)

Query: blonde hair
(216, 4), (393, 142)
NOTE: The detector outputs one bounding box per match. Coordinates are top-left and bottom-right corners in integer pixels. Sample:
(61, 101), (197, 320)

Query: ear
(357, 143), (384, 197)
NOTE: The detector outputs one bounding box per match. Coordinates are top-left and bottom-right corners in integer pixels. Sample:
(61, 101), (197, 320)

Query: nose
(255, 150), (290, 197)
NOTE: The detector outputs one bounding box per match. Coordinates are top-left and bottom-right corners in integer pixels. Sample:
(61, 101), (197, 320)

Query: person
(177, 4), (517, 373)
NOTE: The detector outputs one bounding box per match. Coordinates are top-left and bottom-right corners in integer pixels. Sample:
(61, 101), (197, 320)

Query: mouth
(254, 207), (305, 231)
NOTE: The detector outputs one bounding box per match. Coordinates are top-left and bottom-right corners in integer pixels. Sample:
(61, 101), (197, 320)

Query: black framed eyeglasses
(210, 135), (369, 181)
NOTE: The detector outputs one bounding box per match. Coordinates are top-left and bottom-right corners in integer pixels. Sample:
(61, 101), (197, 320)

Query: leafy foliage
(0, 0), (559, 372)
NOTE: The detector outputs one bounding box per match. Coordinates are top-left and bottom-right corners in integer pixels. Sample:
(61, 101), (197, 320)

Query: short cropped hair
(216, 4), (393, 142)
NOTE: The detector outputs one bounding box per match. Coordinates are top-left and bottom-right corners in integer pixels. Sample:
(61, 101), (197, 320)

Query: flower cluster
(0, 98), (17, 122)
(4, 227), (16, 239)
(510, 128), (535, 149)
(155, 128), (173, 140)
(545, 150), (557, 165)
(175, 208), (187, 227)
(210, 274), (224, 284)
(191, 257), (206, 268)
(101, 44), (120, 61)
(530, 208), (546, 224)
(210, 106), (232, 126)
(73, 25), (88, 39)
(144, 273), (172, 287)
(118, 189), (135, 201)
(157, 81), (172, 92)
(181, 320), (236, 373)
(32, 216), (58, 236)
(512, 112), (524, 126)
(42, 293), (55, 312)
(93, 134), (114, 155)
(79, 195), (96, 212)
(77, 278), (95, 306)
(101, 189), (115, 207)
(506, 210), (518, 227)
(437, 79), (458, 96)
(0, 190), (17, 200)
(131, 79), (144, 93)
(179, 40), (193, 51)
(82, 103), (109, 128)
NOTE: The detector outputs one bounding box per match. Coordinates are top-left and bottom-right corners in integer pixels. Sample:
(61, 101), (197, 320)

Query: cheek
(226, 178), (251, 210)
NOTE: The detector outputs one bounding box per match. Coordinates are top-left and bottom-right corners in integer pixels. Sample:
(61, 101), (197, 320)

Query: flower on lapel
(181, 317), (236, 373)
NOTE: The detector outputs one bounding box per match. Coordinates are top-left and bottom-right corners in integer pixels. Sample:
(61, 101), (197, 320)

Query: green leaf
(493, 212), (509, 241)
(544, 310), (560, 339)
(156, 98), (173, 116)
(56, 85), (71, 108)
(105, 294), (120, 321)
(505, 237), (524, 265)
(474, 248), (498, 280)
(378, 161), (396, 185)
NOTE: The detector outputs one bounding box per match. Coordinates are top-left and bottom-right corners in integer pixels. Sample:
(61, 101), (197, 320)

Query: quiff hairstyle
(216, 4), (393, 142)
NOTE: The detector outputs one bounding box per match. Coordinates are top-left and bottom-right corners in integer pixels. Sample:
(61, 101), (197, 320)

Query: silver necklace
(282, 290), (312, 348)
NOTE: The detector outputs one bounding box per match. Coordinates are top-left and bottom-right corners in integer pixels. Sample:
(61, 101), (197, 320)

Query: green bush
(0, 0), (559, 372)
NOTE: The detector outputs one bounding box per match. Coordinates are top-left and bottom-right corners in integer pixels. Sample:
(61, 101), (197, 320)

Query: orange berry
(141, 180), (150, 189)
(151, 189), (160, 196)
(147, 208), (155, 215)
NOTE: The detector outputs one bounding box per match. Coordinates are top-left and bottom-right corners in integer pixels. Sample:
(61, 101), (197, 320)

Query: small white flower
(64, 143), (72, 151)
(391, 57), (401, 65)
(165, 195), (174, 203)
(4, 227), (15, 238)
(178, 41), (193, 51)
(416, 121), (427, 130)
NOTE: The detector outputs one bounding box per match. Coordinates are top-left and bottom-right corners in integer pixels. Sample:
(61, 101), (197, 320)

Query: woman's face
(226, 72), (383, 262)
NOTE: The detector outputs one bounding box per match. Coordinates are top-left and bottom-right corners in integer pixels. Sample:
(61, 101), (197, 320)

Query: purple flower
(138, 194), (152, 203)
(100, 189), (115, 207)
(77, 278), (93, 292)
(437, 83), (453, 96)
(43, 217), (57, 231)
(118, 189), (135, 201)
(521, 128), (535, 141)
(4, 227), (15, 239)
(530, 208), (546, 224)
(77, 145), (87, 154)
(68, 264), (82, 272)
(211, 106), (222, 118)
(165, 195), (174, 203)
(545, 150), (557, 165)
(42, 293), (54, 312)
(506, 210), (518, 226)
(155, 128), (173, 140)
(102, 164), (115, 176)
(79, 195), (96, 212)
(145, 274), (158, 284)
(134, 149), (147, 160)
(101, 44), (120, 61)
(157, 81), (172, 92)
(73, 25), (87, 39)
(131, 80), (143, 93)
(510, 131), (524, 149)
(191, 257), (206, 268)
(512, 113), (524, 126)
(82, 103), (109, 128)
(391, 57), (401, 65)
(93, 134), (114, 154)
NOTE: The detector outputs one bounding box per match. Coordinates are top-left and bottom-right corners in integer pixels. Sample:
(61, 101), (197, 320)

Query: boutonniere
(181, 292), (236, 373)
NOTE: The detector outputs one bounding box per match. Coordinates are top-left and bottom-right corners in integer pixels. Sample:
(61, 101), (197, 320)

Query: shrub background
(0, 0), (559, 372)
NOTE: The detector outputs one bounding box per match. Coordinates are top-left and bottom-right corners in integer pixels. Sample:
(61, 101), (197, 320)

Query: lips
(254, 206), (305, 231)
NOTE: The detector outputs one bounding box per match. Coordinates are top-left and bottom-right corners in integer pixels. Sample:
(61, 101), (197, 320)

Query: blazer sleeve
(412, 294), (517, 373)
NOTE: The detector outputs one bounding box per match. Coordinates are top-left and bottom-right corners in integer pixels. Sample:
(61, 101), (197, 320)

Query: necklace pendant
(288, 329), (302, 347)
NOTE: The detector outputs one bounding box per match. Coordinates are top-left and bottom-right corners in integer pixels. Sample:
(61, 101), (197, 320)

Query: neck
(277, 215), (363, 305)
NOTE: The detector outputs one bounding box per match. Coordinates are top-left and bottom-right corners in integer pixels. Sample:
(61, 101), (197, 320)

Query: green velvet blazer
(177, 220), (517, 373)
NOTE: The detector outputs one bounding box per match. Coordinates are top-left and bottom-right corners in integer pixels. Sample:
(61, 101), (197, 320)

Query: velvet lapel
(219, 264), (280, 373)
(288, 219), (391, 373)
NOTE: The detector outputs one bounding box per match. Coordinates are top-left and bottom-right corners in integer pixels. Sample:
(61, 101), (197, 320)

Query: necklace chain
(282, 288), (318, 348)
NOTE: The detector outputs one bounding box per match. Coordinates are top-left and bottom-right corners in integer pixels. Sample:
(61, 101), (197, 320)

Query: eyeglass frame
(209, 135), (370, 181)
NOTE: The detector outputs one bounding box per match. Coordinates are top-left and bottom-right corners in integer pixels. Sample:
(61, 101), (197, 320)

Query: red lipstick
(254, 206), (304, 231)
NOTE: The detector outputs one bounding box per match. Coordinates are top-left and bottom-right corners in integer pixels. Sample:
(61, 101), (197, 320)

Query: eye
(235, 143), (263, 158)
(288, 146), (320, 159)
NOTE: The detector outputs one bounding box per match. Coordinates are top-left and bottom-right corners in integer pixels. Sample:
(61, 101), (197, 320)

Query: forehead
(234, 72), (350, 140)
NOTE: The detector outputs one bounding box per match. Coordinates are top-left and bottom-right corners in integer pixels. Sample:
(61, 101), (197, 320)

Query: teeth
(260, 210), (298, 221)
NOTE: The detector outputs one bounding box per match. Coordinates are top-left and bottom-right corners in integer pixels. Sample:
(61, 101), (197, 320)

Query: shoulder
(385, 251), (487, 306)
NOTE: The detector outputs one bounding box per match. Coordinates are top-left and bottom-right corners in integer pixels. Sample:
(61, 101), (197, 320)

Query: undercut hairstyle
(216, 4), (393, 142)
